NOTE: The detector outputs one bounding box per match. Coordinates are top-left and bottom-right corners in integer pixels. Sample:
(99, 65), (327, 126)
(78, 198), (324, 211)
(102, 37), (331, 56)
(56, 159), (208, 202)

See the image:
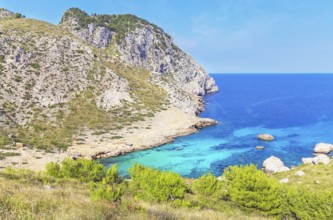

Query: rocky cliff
(0, 8), (218, 150)
(59, 8), (218, 114)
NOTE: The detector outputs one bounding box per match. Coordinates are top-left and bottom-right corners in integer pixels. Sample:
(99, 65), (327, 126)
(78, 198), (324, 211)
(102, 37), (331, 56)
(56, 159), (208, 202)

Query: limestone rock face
(313, 143), (333, 154)
(60, 18), (112, 49)
(257, 134), (275, 141)
(59, 8), (219, 115)
(0, 19), (132, 125)
(263, 156), (290, 173)
(0, 8), (14, 18)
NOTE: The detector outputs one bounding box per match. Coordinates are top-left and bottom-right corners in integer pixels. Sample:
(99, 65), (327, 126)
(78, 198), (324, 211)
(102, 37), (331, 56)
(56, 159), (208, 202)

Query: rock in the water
(313, 143), (333, 154)
(263, 156), (290, 173)
(256, 146), (265, 150)
(302, 157), (314, 164)
(295, 171), (305, 176)
(313, 154), (330, 165)
(280, 178), (289, 183)
(257, 134), (275, 141)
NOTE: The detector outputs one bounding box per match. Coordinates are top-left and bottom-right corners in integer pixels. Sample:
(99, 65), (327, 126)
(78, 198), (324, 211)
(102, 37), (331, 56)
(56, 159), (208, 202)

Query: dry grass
(140, 202), (271, 220)
(271, 159), (333, 193)
(0, 18), (65, 35)
(0, 168), (271, 220)
(0, 171), (116, 220)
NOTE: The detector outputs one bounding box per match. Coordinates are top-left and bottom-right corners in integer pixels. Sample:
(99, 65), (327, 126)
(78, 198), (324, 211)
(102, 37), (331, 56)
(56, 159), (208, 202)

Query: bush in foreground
(193, 172), (225, 198)
(46, 158), (106, 182)
(129, 164), (187, 202)
(223, 164), (287, 217)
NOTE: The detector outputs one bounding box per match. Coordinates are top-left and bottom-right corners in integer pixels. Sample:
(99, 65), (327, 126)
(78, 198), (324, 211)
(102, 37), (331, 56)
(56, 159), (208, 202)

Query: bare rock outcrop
(59, 8), (219, 115)
(313, 143), (333, 154)
(313, 154), (330, 165)
(0, 8), (14, 18)
(263, 156), (290, 173)
(302, 155), (331, 165)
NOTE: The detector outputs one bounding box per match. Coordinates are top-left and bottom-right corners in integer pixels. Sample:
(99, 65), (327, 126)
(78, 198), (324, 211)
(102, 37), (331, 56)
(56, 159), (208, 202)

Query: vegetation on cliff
(60, 7), (171, 42)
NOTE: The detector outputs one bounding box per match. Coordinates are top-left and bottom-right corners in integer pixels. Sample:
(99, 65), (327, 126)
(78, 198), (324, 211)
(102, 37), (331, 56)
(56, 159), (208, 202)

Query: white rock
(314, 143), (333, 154)
(263, 156), (290, 173)
(302, 158), (313, 164)
(295, 171), (305, 176)
(278, 167), (291, 172)
(313, 154), (330, 165)
(257, 134), (275, 141)
(280, 178), (289, 183)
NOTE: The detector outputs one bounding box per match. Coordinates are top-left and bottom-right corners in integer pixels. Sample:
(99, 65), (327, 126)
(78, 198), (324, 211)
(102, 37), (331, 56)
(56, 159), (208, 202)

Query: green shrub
(287, 187), (333, 219)
(30, 63), (40, 70)
(104, 164), (120, 184)
(45, 162), (61, 177)
(223, 164), (286, 216)
(91, 182), (123, 202)
(129, 164), (187, 202)
(193, 172), (223, 197)
(46, 158), (106, 182)
(15, 13), (23, 19)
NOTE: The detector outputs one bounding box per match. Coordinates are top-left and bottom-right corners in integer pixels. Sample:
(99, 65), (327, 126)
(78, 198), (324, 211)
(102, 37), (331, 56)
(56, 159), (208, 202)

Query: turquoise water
(100, 74), (333, 178)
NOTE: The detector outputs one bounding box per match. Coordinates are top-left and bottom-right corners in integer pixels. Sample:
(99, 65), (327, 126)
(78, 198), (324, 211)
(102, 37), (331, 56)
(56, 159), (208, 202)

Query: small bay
(100, 74), (333, 178)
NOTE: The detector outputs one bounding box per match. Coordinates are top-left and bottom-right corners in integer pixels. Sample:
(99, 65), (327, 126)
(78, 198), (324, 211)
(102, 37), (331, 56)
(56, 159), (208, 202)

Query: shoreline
(0, 107), (217, 171)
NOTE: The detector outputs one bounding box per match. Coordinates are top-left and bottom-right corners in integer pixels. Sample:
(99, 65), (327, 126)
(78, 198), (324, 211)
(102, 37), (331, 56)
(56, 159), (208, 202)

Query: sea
(100, 74), (333, 178)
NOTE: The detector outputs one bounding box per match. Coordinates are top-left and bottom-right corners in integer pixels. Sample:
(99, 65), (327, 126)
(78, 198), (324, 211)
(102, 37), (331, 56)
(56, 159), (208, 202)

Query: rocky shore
(0, 108), (217, 171)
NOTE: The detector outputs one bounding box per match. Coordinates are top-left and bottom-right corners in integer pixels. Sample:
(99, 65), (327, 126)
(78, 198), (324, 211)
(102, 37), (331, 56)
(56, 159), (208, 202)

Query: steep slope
(0, 8), (218, 168)
(59, 8), (218, 114)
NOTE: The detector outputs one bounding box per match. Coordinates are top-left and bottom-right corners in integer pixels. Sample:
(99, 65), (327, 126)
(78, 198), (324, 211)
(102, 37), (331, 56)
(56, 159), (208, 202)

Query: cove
(100, 74), (333, 178)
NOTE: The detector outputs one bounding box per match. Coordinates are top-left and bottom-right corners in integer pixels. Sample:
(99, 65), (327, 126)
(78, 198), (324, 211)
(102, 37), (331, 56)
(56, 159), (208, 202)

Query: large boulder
(313, 143), (333, 154)
(302, 158), (313, 164)
(263, 156), (290, 173)
(257, 134), (275, 141)
(313, 154), (330, 165)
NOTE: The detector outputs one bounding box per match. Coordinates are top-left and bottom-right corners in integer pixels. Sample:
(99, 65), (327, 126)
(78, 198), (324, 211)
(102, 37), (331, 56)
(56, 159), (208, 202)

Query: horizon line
(209, 72), (333, 74)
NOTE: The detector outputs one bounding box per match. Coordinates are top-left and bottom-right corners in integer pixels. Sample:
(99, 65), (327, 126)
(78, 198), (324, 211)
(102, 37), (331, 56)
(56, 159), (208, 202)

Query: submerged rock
(263, 156), (290, 173)
(313, 143), (333, 154)
(257, 134), (275, 141)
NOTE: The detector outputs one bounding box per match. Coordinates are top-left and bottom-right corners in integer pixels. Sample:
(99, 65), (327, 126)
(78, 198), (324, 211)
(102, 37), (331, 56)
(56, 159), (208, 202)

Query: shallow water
(100, 74), (333, 178)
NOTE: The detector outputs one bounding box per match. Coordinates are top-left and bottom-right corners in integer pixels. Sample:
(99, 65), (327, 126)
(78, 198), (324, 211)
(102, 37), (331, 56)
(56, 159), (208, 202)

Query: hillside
(0, 8), (218, 169)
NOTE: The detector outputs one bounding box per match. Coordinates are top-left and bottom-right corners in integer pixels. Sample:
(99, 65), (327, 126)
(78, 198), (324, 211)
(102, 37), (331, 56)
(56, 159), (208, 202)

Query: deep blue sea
(100, 74), (333, 178)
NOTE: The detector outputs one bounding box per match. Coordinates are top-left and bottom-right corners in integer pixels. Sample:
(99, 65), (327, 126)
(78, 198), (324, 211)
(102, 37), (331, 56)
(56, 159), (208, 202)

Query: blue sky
(1, 0), (333, 73)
